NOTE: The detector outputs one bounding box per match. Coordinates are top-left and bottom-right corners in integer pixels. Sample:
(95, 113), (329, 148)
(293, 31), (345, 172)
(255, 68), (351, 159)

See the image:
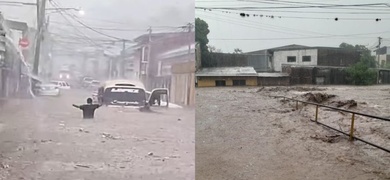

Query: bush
(346, 54), (377, 85)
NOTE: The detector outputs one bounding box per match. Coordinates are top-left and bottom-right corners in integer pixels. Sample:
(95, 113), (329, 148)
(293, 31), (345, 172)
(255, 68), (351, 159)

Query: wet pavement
(0, 89), (195, 180)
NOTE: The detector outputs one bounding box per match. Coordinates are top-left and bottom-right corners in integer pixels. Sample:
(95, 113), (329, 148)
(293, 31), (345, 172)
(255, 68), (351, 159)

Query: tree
(346, 53), (377, 85)
(339, 42), (371, 56)
(195, 18), (210, 66)
(208, 45), (222, 53)
(233, 48), (243, 54)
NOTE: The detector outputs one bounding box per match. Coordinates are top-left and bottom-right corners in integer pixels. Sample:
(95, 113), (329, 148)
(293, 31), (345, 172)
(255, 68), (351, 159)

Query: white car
(37, 84), (60, 96)
(51, 81), (71, 89)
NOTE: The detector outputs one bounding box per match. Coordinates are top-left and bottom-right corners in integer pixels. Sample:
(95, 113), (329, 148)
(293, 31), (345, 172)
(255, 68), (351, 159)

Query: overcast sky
(0, 0), (194, 53)
(195, 0), (390, 53)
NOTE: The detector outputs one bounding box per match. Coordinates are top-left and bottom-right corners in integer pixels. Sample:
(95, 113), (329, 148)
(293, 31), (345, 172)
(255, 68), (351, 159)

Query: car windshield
(103, 87), (146, 105)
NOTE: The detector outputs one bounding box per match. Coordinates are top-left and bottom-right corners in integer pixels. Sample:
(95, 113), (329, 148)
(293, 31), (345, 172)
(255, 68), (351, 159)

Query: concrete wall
(258, 77), (290, 86)
(317, 49), (360, 67)
(282, 65), (349, 85)
(273, 49), (318, 72)
(170, 61), (195, 106)
(197, 76), (257, 87)
(378, 54), (390, 68)
(207, 53), (270, 72)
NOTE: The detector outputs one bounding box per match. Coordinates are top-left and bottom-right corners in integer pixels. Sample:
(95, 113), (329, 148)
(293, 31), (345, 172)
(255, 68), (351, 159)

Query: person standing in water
(73, 98), (101, 119)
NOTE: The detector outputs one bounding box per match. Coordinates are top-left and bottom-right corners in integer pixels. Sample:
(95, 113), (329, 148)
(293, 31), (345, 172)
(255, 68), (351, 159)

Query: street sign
(19, 37), (29, 48)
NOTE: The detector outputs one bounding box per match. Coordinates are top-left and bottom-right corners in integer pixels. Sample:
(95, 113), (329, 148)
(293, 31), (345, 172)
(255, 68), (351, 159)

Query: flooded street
(0, 90), (195, 180)
(196, 85), (390, 180)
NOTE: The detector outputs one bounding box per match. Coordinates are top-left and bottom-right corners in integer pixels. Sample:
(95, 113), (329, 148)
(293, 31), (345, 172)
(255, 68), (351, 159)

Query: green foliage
(233, 48), (243, 54)
(339, 42), (371, 56)
(195, 18), (211, 66)
(346, 54), (377, 85)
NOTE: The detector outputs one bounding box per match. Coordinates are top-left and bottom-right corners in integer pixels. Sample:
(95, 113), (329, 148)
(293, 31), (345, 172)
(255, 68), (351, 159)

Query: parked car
(89, 80), (100, 89)
(82, 77), (93, 88)
(51, 81), (71, 89)
(37, 83), (60, 96)
(59, 70), (71, 80)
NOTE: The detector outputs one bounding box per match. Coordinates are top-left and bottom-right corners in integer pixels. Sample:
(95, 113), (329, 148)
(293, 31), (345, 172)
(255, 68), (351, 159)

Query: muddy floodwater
(196, 85), (390, 180)
(0, 90), (195, 180)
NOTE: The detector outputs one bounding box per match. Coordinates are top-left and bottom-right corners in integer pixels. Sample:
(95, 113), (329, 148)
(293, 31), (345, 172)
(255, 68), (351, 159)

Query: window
(302, 56), (311, 62)
(233, 80), (246, 86)
(215, 80), (226, 86)
(287, 56), (296, 62)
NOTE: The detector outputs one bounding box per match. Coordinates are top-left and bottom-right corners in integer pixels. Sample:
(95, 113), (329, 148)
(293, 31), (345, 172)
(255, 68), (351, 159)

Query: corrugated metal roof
(257, 72), (289, 77)
(158, 43), (196, 59)
(196, 66), (258, 77)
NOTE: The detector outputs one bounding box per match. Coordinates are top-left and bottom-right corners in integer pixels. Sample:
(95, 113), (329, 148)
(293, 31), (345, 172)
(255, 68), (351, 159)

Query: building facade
(196, 67), (258, 87)
(376, 46), (390, 68)
(272, 47), (361, 72)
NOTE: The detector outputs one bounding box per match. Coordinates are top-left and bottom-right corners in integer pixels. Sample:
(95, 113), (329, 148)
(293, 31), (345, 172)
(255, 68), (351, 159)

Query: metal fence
(274, 96), (390, 153)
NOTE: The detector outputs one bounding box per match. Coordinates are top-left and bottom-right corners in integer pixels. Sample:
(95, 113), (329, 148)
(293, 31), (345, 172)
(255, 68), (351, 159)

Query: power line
(49, 0), (114, 52)
(196, 3), (390, 10)
(197, 11), (386, 38)
(49, 21), (185, 32)
(198, 10), (334, 36)
(197, 8), (389, 21)
(208, 36), (378, 41)
(196, 13), (390, 40)
(236, 0), (390, 10)
(197, 12), (321, 36)
(59, 10), (129, 40)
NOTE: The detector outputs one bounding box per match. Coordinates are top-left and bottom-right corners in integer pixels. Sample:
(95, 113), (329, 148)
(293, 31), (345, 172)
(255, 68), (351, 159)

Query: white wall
(0, 1), (37, 28)
(273, 49), (318, 72)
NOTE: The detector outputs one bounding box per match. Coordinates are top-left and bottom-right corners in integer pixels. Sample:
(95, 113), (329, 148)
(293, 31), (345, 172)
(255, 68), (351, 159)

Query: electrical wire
(197, 11), (386, 39)
(198, 10), (333, 35)
(196, 3), (390, 10)
(196, 14), (389, 41)
(197, 12), (319, 36)
(197, 8), (390, 21)
(49, 0), (117, 53)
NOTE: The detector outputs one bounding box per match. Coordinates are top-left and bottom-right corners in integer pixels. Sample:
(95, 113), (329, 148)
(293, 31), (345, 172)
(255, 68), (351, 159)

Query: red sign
(19, 38), (29, 48)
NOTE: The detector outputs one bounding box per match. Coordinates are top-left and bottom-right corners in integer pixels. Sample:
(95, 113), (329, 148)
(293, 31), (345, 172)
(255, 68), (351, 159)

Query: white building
(251, 45), (362, 72)
(273, 48), (318, 72)
(375, 46), (390, 68)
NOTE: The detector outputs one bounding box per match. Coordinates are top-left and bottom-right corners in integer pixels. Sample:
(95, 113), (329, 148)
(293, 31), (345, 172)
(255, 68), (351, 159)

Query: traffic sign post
(19, 37), (29, 49)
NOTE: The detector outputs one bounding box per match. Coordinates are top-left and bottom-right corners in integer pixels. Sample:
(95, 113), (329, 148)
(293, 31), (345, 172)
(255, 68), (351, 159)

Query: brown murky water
(196, 85), (390, 180)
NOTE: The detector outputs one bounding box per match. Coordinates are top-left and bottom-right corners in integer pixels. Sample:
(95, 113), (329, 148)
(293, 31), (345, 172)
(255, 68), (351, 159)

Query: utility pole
(121, 39), (126, 78)
(187, 23), (193, 62)
(376, 37), (382, 84)
(146, 26), (152, 89)
(32, 0), (47, 75)
(376, 37), (382, 67)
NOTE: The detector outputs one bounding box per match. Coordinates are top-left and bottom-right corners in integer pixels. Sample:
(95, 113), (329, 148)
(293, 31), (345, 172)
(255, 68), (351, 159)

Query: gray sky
(0, 0), (194, 54)
(195, 0), (390, 53)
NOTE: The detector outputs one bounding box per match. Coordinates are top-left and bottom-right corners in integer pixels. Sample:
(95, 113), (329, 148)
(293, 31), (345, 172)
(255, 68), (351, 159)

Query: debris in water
(310, 134), (341, 143)
(330, 100), (357, 109)
(1, 163), (9, 169)
(101, 133), (121, 140)
(148, 152), (153, 156)
(304, 93), (336, 103)
(79, 128), (89, 133)
(75, 164), (90, 168)
(256, 87), (265, 92)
